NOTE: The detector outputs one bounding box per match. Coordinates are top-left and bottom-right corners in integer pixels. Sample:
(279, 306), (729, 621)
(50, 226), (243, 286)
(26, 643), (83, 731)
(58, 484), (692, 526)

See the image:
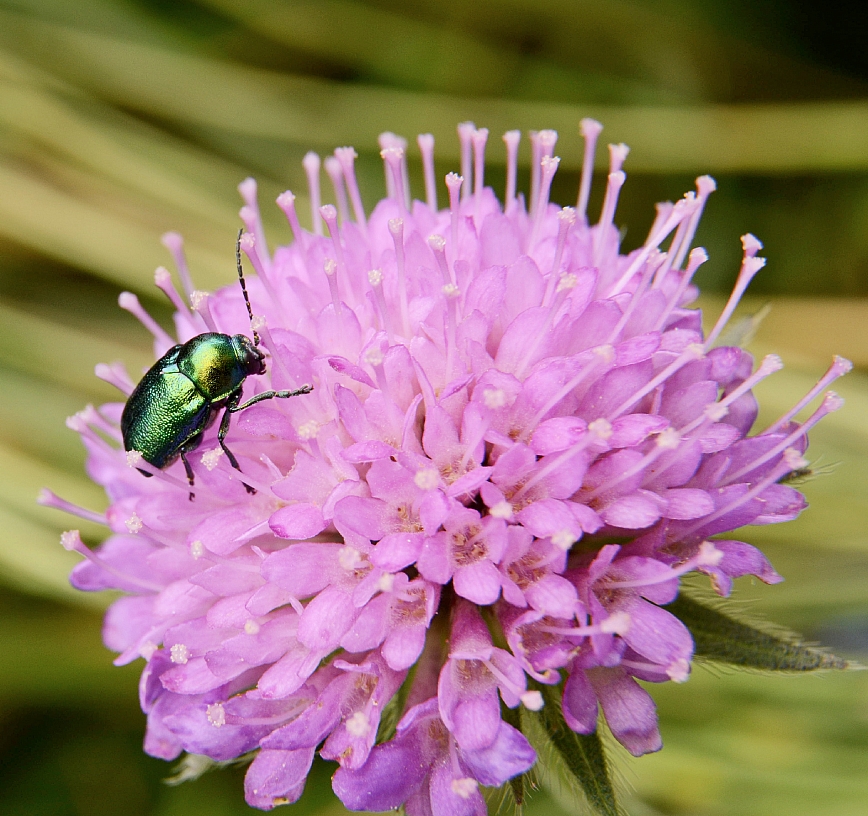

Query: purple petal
(268, 503), (326, 539)
(517, 498), (581, 539)
(608, 414), (669, 448)
(700, 539), (783, 596)
(297, 587), (357, 651)
(332, 495), (390, 539)
(332, 730), (427, 812)
(495, 308), (553, 374)
(262, 677), (347, 751)
(417, 533), (452, 584)
(614, 332), (660, 365)
(453, 561), (502, 605)
(480, 213), (520, 266)
(205, 612), (299, 679)
(342, 440), (396, 462)
(525, 574), (578, 618)
(372, 532), (424, 571)
(70, 535), (160, 592)
(420, 490), (451, 534)
(588, 667), (662, 756)
(187, 508), (262, 556)
(341, 594), (390, 654)
(459, 721), (536, 787)
(531, 416), (588, 455)
(189, 562), (262, 596)
(261, 543), (340, 598)
(617, 594), (693, 667)
(328, 356), (377, 388)
(753, 483), (806, 524)
(451, 693), (501, 751)
(600, 494), (662, 529)
(464, 265), (506, 316)
(447, 467), (494, 497)
(695, 421), (741, 453)
(382, 623), (427, 671)
(662, 488), (715, 520)
(428, 762), (487, 816)
(562, 666), (599, 734)
(256, 646), (315, 699)
(244, 747), (315, 809)
(160, 657), (224, 695)
(103, 595), (156, 653)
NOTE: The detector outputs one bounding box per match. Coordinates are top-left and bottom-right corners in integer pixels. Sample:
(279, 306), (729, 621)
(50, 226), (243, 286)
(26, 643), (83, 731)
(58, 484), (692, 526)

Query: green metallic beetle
(121, 233), (312, 497)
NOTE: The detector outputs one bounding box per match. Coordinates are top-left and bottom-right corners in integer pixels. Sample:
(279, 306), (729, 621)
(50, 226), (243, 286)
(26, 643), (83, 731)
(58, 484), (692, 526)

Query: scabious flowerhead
(51, 120), (851, 812)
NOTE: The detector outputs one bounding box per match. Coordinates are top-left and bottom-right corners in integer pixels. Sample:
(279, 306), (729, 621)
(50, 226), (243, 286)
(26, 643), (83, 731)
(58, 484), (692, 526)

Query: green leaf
(668, 594), (850, 671)
(522, 683), (621, 816)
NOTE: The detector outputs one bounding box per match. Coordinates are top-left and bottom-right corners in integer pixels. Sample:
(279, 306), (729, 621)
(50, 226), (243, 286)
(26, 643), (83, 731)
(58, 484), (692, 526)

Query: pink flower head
(51, 120), (850, 811)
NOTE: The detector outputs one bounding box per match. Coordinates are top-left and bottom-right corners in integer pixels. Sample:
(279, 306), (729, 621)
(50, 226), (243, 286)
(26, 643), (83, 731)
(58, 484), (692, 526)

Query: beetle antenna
(236, 229), (261, 346)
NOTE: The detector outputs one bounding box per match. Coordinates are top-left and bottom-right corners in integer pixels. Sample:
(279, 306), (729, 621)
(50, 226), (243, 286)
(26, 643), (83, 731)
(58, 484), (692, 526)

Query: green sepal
(521, 683), (621, 816)
(667, 594), (849, 671)
(165, 751), (255, 785)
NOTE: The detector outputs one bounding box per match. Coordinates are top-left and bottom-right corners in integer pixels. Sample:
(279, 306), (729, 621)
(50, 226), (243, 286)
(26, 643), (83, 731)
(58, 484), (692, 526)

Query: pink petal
(588, 667), (662, 756)
(371, 532), (424, 571)
(261, 543), (340, 598)
(268, 503), (327, 539)
(600, 494), (662, 529)
(453, 561), (502, 605)
(297, 588), (357, 651)
(661, 488), (715, 520)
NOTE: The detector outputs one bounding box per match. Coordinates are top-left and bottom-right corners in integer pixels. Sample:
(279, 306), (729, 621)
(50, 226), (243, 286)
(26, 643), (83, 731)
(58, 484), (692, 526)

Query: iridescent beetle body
(120, 235), (311, 496)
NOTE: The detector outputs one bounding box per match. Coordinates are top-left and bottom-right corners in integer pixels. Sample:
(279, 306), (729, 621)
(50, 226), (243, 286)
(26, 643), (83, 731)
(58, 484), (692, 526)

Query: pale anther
(414, 468), (440, 490)
(201, 447), (224, 471)
(346, 711), (371, 737)
(588, 418), (613, 440)
(489, 501), (513, 520)
(521, 690), (544, 711)
(451, 778), (479, 799)
(297, 420), (319, 440)
(207, 703), (226, 728)
(170, 643), (189, 664)
(483, 388), (508, 409)
(552, 529), (577, 551)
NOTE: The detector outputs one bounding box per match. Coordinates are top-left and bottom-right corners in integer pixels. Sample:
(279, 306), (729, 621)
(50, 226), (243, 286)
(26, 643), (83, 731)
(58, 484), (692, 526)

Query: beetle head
(232, 334), (267, 376)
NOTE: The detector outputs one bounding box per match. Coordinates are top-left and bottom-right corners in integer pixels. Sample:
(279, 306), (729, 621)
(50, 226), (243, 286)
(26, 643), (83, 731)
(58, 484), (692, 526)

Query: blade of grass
(198, 0), (671, 104)
(0, 159), (230, 291)
(4, 11), (868, 172)
(0, 503), (106, 608)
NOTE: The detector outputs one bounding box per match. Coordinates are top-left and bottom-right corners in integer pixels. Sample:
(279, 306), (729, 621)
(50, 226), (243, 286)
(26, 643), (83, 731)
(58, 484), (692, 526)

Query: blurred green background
(1, 1), (867, 814)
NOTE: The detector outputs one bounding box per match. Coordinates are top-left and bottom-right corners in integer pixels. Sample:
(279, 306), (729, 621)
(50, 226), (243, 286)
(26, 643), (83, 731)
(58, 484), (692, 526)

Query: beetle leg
(179, 451), (196, 501)
(177, 433), (204, 501)
(230, 384), (313, 412)
(218, 395), (256, 495)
